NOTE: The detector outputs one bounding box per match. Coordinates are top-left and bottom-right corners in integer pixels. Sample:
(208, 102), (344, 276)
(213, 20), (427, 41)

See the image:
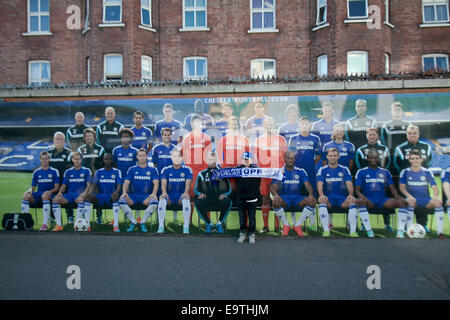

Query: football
(406, 223), (426, 239)
(74, 219), (90, 232)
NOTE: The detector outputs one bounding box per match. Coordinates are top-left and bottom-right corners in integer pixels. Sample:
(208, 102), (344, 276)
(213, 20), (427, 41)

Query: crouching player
(120, 148), (159, 232)
(316, 148), (359, 237)
(21, 151), (60, 231)
(52, 152), (92, 231)
(355, 149), (407, 238)
(270, 150), (316, 237)
(399, 150), (444, 239)
(89, 153), (122, 232)
(158, 149), (193, 234)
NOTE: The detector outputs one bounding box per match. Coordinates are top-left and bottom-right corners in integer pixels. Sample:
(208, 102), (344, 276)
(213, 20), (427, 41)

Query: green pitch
(0, 171), (449, 237)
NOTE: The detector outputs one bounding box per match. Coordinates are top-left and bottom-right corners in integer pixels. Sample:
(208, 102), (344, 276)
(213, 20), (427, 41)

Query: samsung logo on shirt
(365, 178), (385, 183)
(82, 154), (100, 158)
(100, 179), (116, 183)
(117, 157), (134, 161)
(326, 177), (343, 182)
(159, 155), (171, 159)
(407, 181), (427, 186)
(38, 179), (53, 183)
(102, 131), (118, 135)
(134, 176), (152, 180)
(283, 179), (299, 184)
(69, 178), (85, 182)
(50, 158), (65, 162)
(295, 145), (314, 150)
(169, 178), (186, 182)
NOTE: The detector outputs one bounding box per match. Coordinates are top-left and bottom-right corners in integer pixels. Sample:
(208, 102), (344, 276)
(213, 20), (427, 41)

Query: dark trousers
(195, 196), (231, 224)
(237, 197), (257, 234)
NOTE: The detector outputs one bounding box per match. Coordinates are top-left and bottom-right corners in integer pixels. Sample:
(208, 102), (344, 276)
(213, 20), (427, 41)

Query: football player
(270, 150), (316, 237)
(399, 150), (444, 239)
(96, 106), (124, 153)
(184, 99), (215, 132)
(311, 101), (340, 147)
(381, 102), (411, 154)
(344, 99), (377, 151)
(244, 101), (269, 140)
(120, 149), (159, 232)
(158, 149), (193, 234)
(130, 110), (152, 150)
(21, 151), (60, 231)
(77, 128), (105, 174)
(321, 124), (355, 169)
(154, 103), (183, 142)
(66, 112), (92, 152)
(217, 116), (250, 169)
(214, 103), (234, 137)
(52, 152), (92, 231)
(151, 128), (176, 174)
(355, 128), (390, 170)
(278, 104), (300, 141)
(316, 148), (361, 237)
(112, 128), (139, 180)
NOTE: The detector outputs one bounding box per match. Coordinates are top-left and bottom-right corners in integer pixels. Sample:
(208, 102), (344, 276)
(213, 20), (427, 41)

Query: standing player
(52, 152), (92, 231)
(119, 149), (159, 233)
(130, 111), (152, 151)
(244, 102), (269, 140)
(316, 148), (361, 237)
(311, 101), (340, 147)
(217, 116), (250, 169)
(77, 128), (105, 174)
(270, 150), (316, 237)
(151, 128), (176, 174)
(254, 117), (288, 233)
(278, 104), (300, 141)
(322, 124), (355, 169)
(355, 128), (390, 170)
(96, 106), (124, 153)
(184, 99), (215, 132)
(158, 149), (193, 234)
(355, 150), (407, 238)
(381, 102), (411, 155)
(154, 103), (183, 142)
(21, 151), (60, 231)
(214, 103), (234, 137)
(344, 99), (377, 151)
(66, 112), (92, 152)
(89, 153), (122, 232)
(48, 131), (73, 223)
(441, 168), (450, 223)
(112, 128), (139, 180)
(399, 150), (444, 238)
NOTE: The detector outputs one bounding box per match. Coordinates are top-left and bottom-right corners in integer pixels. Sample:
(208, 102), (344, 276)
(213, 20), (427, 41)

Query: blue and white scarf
(211, 167), (283, 181)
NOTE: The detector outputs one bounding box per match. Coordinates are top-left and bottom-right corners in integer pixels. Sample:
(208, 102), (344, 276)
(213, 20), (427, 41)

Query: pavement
(0, 232), (449, 300)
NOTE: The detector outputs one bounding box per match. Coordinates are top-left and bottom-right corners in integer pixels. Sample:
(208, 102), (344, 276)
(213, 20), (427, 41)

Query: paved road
(0, 232), (449, 300)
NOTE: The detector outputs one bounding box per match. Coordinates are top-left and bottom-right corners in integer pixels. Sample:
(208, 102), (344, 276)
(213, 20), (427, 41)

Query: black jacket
(234, 164), (261, 201)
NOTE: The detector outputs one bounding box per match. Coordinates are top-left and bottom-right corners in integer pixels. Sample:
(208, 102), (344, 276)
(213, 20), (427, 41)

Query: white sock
(142, 200), (158, 224)
(359, 206), (372, 231)
(42, 200), (51, 225)
(274, 207), (289, 227)
(295, 206), (314, 227)
(348, 204), (358, 233)
(435, 207), (444, 235)
(309, 208), (316, 227)
(182, 199), (191, 229)
(406, 206), (415, 230)
(318, 204), (329, 232)
(112, 202), (120, 227)
(397, 208), (407, 232)
(157, 198), (167, 228)
(120, 200), (136, 224)
(84, 202), (92, 222)
(291, 212), (296, 225)
(53, 204), (62, 226)
(76, 203), (85, 221)
(21, 200), (30, 213)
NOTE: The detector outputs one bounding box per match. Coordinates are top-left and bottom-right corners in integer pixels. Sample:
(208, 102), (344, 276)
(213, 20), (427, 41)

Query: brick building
(0, 0), (449, 86)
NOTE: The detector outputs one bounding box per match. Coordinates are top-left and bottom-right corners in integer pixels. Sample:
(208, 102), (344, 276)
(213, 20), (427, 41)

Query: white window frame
(317, 54), (328, 77)
(347, 0), (368, 19)
(104, 54), (123, 81)
(28, 60), (51, 85)
(141, 0), (152, 27)
(26, 0), (51, 35)
(250, 58), (276, 79)
(180, 0), (210, 31)
(183, 57), (208, 80)
(383, 0), (395, 28)
(102, 0), (122, 24)
(316, 0), (327, 25)
(385, 53), (390, 74)
(249, 0), (278, 33)
(347, 51), (369, 75)
(141, 55), (152, 82)
(422, 54), (449, 71)
(422, 0), (450, 23)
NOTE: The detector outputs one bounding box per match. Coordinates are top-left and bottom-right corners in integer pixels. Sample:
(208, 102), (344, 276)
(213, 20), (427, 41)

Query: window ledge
(22, 31), (53, 36)
(384, 21), (395, 28)
(179, 27), (210, 32)
(312, 22), (330, 31)
(138, 24), (157, 32)
(419, 23), (450, 28)
(247, 28), (279, 33)
(344, 18), (372, 24)
(98, 23), (125, 28)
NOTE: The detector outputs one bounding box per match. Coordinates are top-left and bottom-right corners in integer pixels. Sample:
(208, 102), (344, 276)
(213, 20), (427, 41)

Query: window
(385, 53), (390, 74)
(141, 56), (152, 81)
(250, 0), (276, 30)
(183, 0), (207, 29)
(28, 0), (50, 33)
(347, 0), (368, 18)
(103, 0), (122, 23)
(141, 0), (152, 26)
(347, 51), (369, 75)
(422, 54), (449, 71)
(183, 57), (207, 80)
(422, 0), (449, 23)
(104, 54), (123, 80)
(317, 0), (327, 25)
(250, 59), (276, 79)
(29, 61), (50, 85)
(317, 55), (328, 77)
